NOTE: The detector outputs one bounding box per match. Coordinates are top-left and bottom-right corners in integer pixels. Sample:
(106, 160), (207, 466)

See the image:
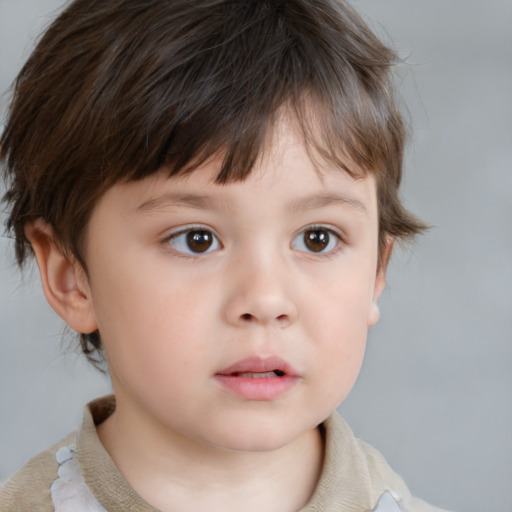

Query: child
(0, 0), (450, 510)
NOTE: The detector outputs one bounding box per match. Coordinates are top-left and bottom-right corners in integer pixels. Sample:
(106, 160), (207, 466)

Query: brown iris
(304, 229), (330, 252)
(186, 230), (214, 253)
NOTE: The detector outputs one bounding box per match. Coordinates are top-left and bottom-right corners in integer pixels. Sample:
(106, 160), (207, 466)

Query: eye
(291, 226), (341, 254)
(167, 228), (221, 255)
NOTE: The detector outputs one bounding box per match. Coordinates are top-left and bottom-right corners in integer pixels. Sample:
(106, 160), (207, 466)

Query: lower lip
(214, 374), (299, 401)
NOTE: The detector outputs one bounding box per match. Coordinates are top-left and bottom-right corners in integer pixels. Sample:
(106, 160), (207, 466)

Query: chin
(211, 418), (309, 453)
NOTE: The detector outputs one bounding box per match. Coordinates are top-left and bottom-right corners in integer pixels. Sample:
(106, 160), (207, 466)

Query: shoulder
(356, 437), (450, 512)
(319, 412), (451, 512)
(0, 431), (77, 512)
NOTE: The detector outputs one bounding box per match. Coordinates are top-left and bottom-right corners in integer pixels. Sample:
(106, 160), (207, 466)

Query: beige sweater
(0, 396), (449, 512)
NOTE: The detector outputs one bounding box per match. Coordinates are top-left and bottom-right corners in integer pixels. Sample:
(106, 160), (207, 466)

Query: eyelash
(291, 225), (344, 258)
(162, 224), (344, 258)
(163, 225), (222, 257)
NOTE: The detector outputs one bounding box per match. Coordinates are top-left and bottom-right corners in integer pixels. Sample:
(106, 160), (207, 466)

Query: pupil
(304, 229), (329, 252)
(186, 230), (213, 253)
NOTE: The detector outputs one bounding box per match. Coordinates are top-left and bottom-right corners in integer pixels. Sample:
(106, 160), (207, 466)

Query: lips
(217, 356), (297, 377)
(214, 356), (299, 401)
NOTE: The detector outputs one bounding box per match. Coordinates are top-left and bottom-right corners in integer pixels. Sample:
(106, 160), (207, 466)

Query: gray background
(1, 1), (511, 511)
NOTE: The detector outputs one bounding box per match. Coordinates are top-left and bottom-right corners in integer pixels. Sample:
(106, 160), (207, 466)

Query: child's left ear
(368, 238), (394, 327)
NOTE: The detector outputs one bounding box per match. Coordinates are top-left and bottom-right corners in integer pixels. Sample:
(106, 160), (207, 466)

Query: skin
(27, 117), (390, 512)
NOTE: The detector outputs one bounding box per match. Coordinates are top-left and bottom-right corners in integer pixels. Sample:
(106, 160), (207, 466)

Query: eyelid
(164, 223), (218, 237)
(291, 224), (345, 256)
(162, 224), (222, 256)
(292, 223), (345, 240)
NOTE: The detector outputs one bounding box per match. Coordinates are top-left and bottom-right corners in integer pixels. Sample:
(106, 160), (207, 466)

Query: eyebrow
(136, 191), (367, 215)
(136, 193), (218, 213)
(287, 193), (368, 215)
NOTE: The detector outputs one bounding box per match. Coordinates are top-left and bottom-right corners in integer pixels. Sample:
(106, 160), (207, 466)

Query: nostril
(236, 312), (293, 325)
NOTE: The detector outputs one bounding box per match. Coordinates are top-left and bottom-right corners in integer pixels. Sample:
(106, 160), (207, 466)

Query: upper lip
(216, 356), (299, 377)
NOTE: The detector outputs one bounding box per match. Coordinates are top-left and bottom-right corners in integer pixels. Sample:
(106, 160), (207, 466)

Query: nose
(223, 257), (298, 328)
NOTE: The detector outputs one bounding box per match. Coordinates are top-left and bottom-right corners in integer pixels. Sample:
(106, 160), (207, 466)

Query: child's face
(79, 118), (385, 452)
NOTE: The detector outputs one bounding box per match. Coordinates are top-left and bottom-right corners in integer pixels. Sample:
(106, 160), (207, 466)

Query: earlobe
(25, 219), (97, 334)
(368, 237), (394, 327)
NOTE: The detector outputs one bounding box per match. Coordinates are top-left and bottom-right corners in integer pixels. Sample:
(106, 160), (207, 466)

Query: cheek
(314, 303), (367, 375)
(90, 264), (218, 373)
(304, 264), (376, 336)
(313, 317), (367, 409)
(302, 271), (373, 402)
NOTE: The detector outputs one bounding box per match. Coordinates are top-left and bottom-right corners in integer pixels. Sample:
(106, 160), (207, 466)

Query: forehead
(92, 117), (377, 223)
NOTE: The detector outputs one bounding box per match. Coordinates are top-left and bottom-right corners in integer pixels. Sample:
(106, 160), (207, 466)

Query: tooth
(237, 371), (276, 378)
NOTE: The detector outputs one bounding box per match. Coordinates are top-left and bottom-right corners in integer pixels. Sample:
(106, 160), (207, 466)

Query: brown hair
(1, 0), (426, 364)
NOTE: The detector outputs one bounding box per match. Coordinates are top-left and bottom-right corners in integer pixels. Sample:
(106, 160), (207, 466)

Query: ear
(367, 237), (394, 327)
(25, 219), (98, 334)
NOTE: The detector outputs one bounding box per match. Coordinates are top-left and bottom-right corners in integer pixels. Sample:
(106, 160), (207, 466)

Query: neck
(97, 398), (324, 512)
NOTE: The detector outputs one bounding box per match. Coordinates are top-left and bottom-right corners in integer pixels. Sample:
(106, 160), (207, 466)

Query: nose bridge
(224, 247), (297, 327)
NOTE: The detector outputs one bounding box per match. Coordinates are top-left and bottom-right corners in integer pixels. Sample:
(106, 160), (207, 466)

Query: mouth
(216, 356), (297, 378)
(232, 370), (286, 378)
(215, 357), (299, 400)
